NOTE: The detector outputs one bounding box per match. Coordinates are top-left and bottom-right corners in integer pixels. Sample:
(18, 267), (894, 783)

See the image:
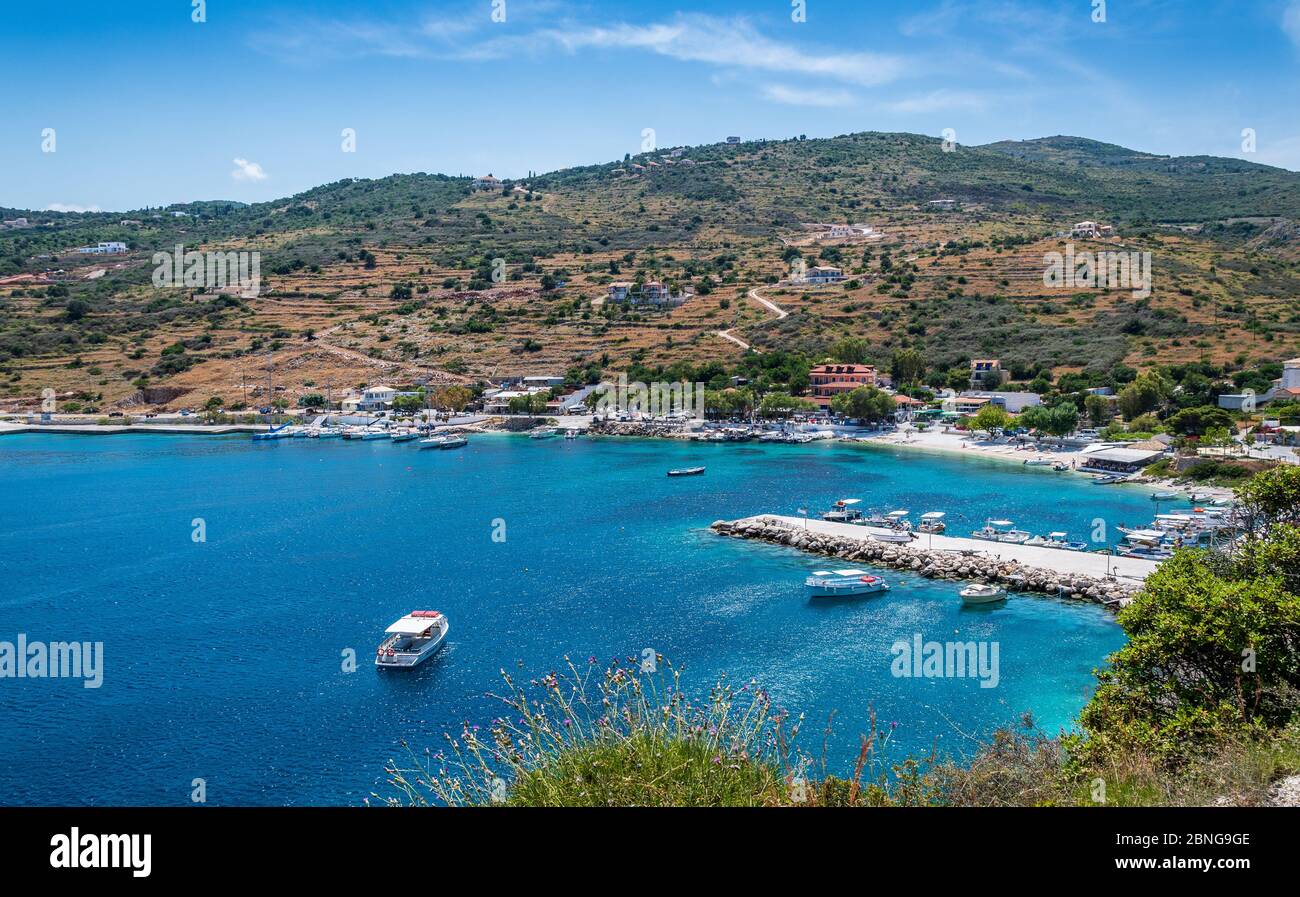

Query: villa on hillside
(928, 199), (956, 210)
(969, 359), (1007, 388)
(607, 281), (683, 307)
(473, 174), (502, 190)
(809, 364), (877, 407)
(801, 266), (845, 285)
(726, 136), (742, 144)
(74, 241), (127, 254)
(1071, 221), (1115, 238)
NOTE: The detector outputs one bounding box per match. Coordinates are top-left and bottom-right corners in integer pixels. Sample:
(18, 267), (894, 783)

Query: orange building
(809, 364), (877, 405)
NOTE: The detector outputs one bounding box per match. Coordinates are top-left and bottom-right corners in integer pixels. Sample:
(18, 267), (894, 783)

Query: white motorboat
(375, 611), (449, 669)
(822, 498), (863, 523)
(885, 510), (912, 530)
(805, 569), (890, 598)
(1025, 531), (1088, 551)
(419, 435), (467, 449)
(390, 429), (420, 442)
(867, 527), (913, 544)
(1023, 457), (1053, 466)
(667, 466), (706, 477)
(918, 511), (946, 534)
(960, 584), (1007, 605)
(1150, 491), (1182, 501)
(529, 427), (559, 440)
(564, 429), (579, 440)
(971, 519), (1031, 544)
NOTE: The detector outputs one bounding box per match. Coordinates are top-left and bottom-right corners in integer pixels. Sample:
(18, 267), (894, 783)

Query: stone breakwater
(710, 516), (1143, 608)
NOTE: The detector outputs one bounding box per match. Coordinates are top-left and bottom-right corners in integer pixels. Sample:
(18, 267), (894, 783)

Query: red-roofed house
(809, 364), (877, 405)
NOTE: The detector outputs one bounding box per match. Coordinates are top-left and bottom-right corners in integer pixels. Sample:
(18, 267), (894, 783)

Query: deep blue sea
(0, 433), (1155, 805)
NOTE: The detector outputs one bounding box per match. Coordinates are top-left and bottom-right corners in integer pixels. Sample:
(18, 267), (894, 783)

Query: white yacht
(971, 519), (1031, 544)
(805, 569), (890, 598)
(960, 584), (1007, 605)
(376, 611), (449, 669)
(419, 435), (468, 449)
(867, 527), (913, 544)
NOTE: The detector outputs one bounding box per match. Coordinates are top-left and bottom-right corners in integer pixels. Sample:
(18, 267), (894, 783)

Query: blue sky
(3, 0), (1300, 212)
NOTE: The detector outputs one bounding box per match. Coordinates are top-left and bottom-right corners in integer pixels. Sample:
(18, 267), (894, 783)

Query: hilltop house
(1071, 221), (1115, 239)
(726, 136), (742, 144)
(810, 364), (877, 407)
(927, 199), (956, 210)
(969, 359), (1007, 388)
(2, 217), (29, 228)
(608, 281), (681, 307)
(74, 241), (126, 255)
(473, 174), (502, 191)
(802, 266), (845, 285)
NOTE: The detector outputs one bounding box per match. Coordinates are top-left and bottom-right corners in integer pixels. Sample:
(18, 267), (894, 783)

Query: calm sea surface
(0, 432), (1154, 805)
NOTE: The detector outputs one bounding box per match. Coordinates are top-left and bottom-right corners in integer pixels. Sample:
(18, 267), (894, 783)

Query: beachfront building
(969, 359), (1007, 388)
(960, 390), (1042, 414)
(943, 395), (993, 416)
(893, 394), (925, 421)
(1077, 446), (1166, 474)
(810, 364), (877, 407)
(357, 385), (397, 411)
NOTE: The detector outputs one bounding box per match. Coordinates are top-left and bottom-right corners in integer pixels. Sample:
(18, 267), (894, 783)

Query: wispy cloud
(1285, 1), (1300, 48)
(883, 89), (990, 114)
(231, 158), (268, 182)
(44, 203), (101, 213)
(762, 84), (856, 107)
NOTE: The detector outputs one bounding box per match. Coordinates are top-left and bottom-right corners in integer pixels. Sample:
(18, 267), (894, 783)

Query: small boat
(1051, 462), (1070, 472)
(419, 435), (467, 449)
(1092, 474), (1125, 485)
(529, 427), (559, 440)
(867, 527), (913, 544)
(667, 466), (706, 477)
(375, 611), (449, 669)
(805, 569), (890, 598)
(564, 429), (579, 440)
(390, 430), (420, 442)
(960, 584), (1007, 605)
(918, 511), (946, 534)
(316, 427), (344, 439)
(971, 519), (1031, 544)
(252, 424), (294, 441)
(1025, 531), (1088, 551)
(1023, 457), (1053, 466)
(1151, 491), (1182, 501)
(822, 498), (862, 522)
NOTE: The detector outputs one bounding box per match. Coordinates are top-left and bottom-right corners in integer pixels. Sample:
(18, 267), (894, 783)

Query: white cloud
(231, 158), (268, 182)
(538, 15), (905, 87)
(883, 89), (990, 114)
(1285, 2), (1300, 48)
(761, 84), (856, 108)
(45, 203), (101, 213)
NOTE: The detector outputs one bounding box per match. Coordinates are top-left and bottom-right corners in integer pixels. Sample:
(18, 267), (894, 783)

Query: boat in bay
(918, 511), (946, 534)
(960, 584), (1007, 605)
(822, 498), (862, 522)
(529, 427), (559, 440)
(667, 466), (706, 477)
(375, 611), (449, 669)
(419, 435), (467, 449)
(805, 569), (890, 598)
(1025, 531), (1088, 551)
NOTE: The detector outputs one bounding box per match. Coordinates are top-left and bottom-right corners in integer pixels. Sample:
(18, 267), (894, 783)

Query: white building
(1264, 358), (1300, 404)
(74, 241), (127, 254)
(802, 266), (845, 285)
(473, 174), (502, 191)
(726, 136), (742, 144)
(960, 391), (1042, 414)
(1218, 390), (1257, 412)
(357, 386), (397, 410)
(927, 199), (956, 210)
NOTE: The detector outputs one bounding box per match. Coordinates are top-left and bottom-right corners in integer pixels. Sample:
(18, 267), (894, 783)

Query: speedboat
(1025, 531), (1088, 551)
(805, 569), (890, 598)
(667, 466), (706, 477)
(960, 584), (1007, 605)
(564, 429), (579, 440)
(918, 511), (946, 534)
(822, 498), (862, 522)
(1023, 457), (1053, 466)
(971, 519), (1031, 544)
(375, 611), (449, 669)
(1150, 491), (1182, 501)
(529, 427), (559, 440)
(1052, 462), (1070, 472)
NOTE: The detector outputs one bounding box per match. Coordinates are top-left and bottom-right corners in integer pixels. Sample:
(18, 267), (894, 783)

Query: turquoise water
(0, 433), (1150, 805)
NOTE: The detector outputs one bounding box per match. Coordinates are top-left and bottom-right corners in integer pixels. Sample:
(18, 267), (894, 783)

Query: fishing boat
(885, 510), (912, 530)
(375, 611), (449, 669)
(529, 427), (559, 440)
(805, 569), (890, 598)
(960, 584), (1007, 605)
(971, 519), (1031, 544)
(1092, 474), (1126, 485)
(918, 511), (946, 534)
(1150, 491), (1182, 501)
(822, 498), (862, 523)
(667, 466), (706, 477)
(1025, 531), (1088, 551)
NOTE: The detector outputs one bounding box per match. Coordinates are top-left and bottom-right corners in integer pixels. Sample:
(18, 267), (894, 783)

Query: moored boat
(959, 584), (1007, 605)
(822, 498), (862, 522)
(805, 569), (890, 598)
(918, 511), (946, 534)
(971, 519), (1031, 544)
(375, 611), (449, 669)
(667, 466), (706, 477)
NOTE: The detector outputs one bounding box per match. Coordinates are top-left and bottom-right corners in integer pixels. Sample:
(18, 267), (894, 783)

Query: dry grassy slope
(3, 132), (1299, 411)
